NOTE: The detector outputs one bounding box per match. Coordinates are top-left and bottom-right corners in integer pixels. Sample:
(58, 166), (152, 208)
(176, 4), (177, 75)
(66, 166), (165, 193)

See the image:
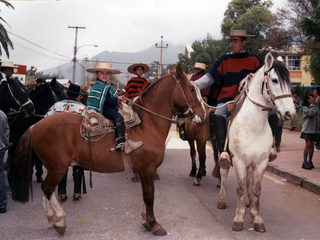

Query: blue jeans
(0, 151), (7, 209)
(214, 103), (229, 120)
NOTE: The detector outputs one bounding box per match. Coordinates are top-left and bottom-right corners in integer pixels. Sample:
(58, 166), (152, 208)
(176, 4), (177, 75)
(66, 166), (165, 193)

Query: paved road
(1, 127), (320, 239)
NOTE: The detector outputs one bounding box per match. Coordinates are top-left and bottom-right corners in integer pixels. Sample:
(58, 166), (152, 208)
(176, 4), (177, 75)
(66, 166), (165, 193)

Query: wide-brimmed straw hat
(191, 62), (206, 71)
(86, 62), (121, 74)
(62, 83), (87, 95)
(127, 62), (149, 74)
(1, 61), (18, 69)
(226, 30), (256, 37)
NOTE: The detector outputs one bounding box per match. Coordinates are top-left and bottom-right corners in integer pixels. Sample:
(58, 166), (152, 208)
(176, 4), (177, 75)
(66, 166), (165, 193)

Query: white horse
(217, 52), (295, 232)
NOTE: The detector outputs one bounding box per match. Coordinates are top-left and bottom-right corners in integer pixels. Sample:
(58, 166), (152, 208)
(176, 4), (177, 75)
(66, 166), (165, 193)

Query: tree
(0, 0), (14, 57)
(221, 0), (273, 58)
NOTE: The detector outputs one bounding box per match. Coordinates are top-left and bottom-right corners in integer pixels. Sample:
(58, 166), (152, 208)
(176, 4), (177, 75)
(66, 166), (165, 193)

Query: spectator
(290, 91), (300, 131)
(300, 93), (320, 170)
(45, 83), (87, 202)
(0, 110), (9, 213)
(314, 87), (320, 150)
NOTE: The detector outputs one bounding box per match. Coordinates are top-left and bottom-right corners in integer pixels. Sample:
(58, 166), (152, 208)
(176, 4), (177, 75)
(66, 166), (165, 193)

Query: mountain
(43, 43), (185, 85)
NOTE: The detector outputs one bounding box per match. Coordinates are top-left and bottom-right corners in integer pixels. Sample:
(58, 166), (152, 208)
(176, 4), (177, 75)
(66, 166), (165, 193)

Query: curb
(266, 164), (320, 195)
(282, 126), (301, 132)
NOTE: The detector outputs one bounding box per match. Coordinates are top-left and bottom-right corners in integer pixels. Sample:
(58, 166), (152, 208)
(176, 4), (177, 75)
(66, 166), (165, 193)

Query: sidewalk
(167, 124), (320, 195)
(267, 128), (320, 195)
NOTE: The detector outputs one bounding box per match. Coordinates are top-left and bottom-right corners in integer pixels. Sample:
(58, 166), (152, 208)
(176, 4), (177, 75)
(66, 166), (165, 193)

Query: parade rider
(193, 30), (264, 168)
(87, 62), (140, 152)
(45, 82), (87, 202)
(124, 62), (150, 103)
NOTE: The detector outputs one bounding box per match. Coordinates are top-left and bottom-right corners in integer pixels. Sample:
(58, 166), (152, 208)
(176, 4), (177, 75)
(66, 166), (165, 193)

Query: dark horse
(2, 77), (66, 186)
(0, 75), (35, 185)
(11, 65), (205, 236)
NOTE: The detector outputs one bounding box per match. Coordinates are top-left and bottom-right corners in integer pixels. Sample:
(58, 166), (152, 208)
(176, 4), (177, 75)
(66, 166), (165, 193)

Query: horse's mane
(228, 58), (290, 124)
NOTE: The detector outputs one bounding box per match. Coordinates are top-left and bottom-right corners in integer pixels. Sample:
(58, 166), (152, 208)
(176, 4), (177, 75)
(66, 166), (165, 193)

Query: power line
(7, 30), (71, 60)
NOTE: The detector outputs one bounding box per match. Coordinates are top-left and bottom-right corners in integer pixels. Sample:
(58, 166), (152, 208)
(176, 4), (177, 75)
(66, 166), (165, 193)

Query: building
(279, 46), (314, 86)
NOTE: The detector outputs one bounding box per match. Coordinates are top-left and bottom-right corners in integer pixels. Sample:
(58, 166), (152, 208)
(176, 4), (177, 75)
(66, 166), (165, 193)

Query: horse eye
(272, 78), (278, 84)
(190, 87), (195, 91)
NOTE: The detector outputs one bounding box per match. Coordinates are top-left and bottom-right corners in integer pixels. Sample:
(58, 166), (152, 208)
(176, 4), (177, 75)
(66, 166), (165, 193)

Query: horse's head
(263, 52), (295, 120)
(0, 76), (35, 115)
(171, 65), (205, 123)
(29, 78), (66, 116)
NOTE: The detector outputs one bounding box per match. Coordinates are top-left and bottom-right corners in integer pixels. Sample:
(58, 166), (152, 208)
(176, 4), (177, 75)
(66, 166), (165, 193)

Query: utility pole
(69, 26), (86, 83)
(155, 36), (168, 78)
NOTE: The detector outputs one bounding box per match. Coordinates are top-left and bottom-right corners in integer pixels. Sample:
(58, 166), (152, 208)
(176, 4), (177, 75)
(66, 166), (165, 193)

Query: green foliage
(299, 3), (320, 44)
(308, 53), (320, 85)
(221, 0), (273, 57)
(0, 0), (14, 58)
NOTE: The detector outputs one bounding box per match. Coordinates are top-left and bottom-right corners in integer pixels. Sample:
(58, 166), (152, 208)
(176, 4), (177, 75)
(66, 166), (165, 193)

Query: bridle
(246, 64), (292, 111)
(123, 73), (204, 123)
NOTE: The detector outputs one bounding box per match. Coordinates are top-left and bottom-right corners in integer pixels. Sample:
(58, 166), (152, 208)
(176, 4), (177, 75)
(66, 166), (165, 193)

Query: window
(288, 56), (301, 70)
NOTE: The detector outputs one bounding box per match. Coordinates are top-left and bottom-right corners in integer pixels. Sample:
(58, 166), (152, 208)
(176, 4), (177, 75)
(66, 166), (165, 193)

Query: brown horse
(10, 65), (205, 236)
(183, 105), (221, 186)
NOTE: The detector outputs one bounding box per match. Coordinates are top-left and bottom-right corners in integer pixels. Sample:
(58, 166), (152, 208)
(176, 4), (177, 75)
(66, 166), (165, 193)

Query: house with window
(279, 46), (314, 86)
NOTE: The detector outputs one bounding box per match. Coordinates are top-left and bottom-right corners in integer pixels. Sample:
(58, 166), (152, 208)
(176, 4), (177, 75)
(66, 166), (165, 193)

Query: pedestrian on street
(0, 110), (9, 214)
(290, 91), (300, 131)
(300, 93), (320, 170)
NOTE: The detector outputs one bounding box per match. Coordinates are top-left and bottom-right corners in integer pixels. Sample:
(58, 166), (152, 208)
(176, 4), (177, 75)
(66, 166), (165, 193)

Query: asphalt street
(1, 127), (320, 239)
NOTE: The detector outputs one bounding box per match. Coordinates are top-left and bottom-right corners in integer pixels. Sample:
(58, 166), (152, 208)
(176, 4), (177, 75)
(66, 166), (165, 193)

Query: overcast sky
(1, 0), (287, 72)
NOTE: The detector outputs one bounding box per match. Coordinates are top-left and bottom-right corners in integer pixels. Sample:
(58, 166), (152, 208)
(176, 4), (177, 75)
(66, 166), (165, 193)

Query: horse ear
(265, 52), (274, 70)
(50, 77), (57, 87)
(176, 64), (183, 78)
(169, 65), (176, 75)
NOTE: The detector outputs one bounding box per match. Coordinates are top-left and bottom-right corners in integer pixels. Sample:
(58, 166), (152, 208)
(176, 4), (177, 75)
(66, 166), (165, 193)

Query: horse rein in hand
(123, 74), (200, 123)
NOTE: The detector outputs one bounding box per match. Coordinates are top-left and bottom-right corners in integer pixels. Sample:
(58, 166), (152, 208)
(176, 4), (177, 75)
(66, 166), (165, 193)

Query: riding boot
(113, 115), (143, 155)
(211, 114), (231, 168)
(114, 115), (126, 151)
(73, 166), (83, 202)
(58, 169), (68, 202)
(308, 152), (315, 169)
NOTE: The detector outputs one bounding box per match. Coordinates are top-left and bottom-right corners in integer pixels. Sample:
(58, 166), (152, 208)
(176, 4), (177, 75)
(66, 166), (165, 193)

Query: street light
(72, 44), (98, 83)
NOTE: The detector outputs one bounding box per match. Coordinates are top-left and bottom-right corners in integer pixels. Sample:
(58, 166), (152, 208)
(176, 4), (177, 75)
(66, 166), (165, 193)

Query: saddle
(80, 102), (143, 158)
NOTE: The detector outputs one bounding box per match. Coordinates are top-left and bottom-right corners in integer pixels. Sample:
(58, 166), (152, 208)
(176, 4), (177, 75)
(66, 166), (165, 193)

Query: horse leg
(193, 139), (206, 186)
(41, 173), (67, 235)
(131, 170), (139, 182)
(211, 140), (221, 188)
(217, 167), (229, 209)
(232, 161), (247, 231)
(188, 139), (197, 177)
(250, 161), (268, 233)
(139, 170), (166, 236)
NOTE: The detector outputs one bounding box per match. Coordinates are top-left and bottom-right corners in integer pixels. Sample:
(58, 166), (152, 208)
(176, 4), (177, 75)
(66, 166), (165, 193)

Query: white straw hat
(1, 61), (18, 69)
(191, 62), (206, 71)
(86, 62), (121, 74)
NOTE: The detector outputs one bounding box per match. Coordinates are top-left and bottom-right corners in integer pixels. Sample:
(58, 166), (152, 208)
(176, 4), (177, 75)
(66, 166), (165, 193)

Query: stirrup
(73, 193), (82, 202)
(115, 143), (125, 152)
(218, 151), (232, 168)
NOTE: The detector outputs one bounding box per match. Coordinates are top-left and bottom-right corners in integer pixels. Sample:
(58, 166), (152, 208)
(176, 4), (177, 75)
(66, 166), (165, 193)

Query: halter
(246, 64), (292, 111)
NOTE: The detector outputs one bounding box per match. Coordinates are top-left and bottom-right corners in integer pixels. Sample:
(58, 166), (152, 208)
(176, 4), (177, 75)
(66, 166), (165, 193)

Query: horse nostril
(285, 111), (292, 120)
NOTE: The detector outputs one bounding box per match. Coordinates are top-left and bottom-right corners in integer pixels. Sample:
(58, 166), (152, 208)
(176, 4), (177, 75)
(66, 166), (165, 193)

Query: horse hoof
(232, 222), (243, 231)
(254, 223), (266, 232)
(193, 179), (201, 186)
(203, 171), (206, 176)
(216, 183), (221, 188)
(131, 177), (139, 182)
(54, 226), (66, 235)
(154, 175), (160, 180)
(189, 172), (196, 177)
(152, 224), (167, 236)
(217, 201), (226, 209)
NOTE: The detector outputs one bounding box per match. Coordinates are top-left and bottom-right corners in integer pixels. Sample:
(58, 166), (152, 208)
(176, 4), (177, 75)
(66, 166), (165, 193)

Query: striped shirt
(124, 77), (150, 100)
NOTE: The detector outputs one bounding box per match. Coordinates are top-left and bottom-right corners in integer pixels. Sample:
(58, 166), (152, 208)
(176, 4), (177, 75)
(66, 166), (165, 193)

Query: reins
(122, 74), (200, 124)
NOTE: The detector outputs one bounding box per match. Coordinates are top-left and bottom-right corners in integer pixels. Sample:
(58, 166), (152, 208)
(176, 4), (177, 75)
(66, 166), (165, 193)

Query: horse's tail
(11, 126), (33, 203)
